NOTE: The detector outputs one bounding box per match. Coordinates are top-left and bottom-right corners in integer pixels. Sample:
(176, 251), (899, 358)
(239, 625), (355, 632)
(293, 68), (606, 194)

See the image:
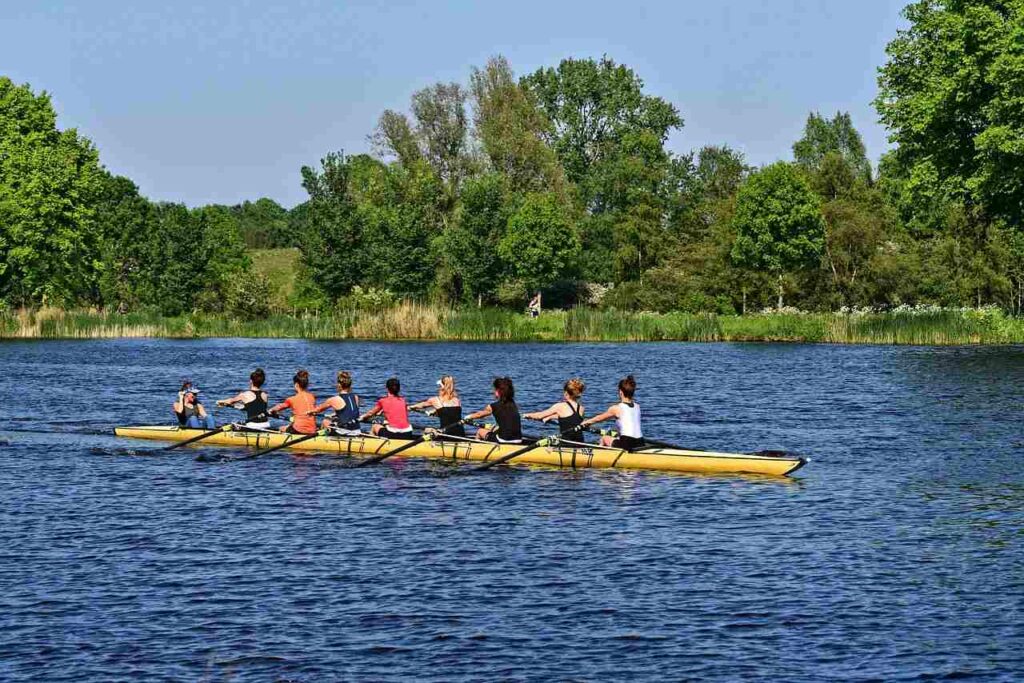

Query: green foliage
(731, 163), (826, 306)
(793, 112), (872, 186)
(228, 274), (272, 320)
(0, 77), (105, 306)
(498, 192), (580, 293)
(876, 0), (1024, 226)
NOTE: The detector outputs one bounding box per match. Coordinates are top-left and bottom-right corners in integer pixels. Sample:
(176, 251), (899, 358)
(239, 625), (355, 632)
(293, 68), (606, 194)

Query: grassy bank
(3, 305), (1023, 344)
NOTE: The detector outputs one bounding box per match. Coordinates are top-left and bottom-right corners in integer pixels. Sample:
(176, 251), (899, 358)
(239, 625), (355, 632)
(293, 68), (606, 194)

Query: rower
(309, 371), (361, 434)
(524, 378), (586, 440)
(581, 375), (645, 449)
(410, 375), (465, 437)
(465, 377), (522, 444)
(216, 368), (270, 429)
(359, 377), (416, 440)
(173, 381), (215, 429)
(268, 370), (317, 434)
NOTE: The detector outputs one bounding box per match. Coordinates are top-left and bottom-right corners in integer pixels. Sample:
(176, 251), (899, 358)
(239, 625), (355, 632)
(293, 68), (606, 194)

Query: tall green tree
(793, 112), (872, 186)
(498, 192), (580, 296)
(731, 163), (826, 308)
(522, 56), (682, 212)
(469, 56), (565, 195)
(876, 0), (1024, 227)
(0, 77), (105, 305)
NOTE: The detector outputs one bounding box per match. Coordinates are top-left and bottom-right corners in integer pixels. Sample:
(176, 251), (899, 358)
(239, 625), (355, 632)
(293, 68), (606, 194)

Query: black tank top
(435, 405), (465, 437)
(490, 400), (522, 441)
(245, 390), (268, 422)
(557, 399), (584, 435)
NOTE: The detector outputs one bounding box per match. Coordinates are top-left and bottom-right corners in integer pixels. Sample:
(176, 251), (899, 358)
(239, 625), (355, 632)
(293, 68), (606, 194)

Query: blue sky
(2, 1), (908, 207)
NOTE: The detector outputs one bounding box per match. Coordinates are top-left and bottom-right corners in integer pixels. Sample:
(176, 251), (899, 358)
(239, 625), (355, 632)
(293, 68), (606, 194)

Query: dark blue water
(1, 339), (1022, 681)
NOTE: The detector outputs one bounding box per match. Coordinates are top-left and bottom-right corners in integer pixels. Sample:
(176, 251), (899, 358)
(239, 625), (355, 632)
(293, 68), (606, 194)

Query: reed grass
(3, 305), (1024, 345)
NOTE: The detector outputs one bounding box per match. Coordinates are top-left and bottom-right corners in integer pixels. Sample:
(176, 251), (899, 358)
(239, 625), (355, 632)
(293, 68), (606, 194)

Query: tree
(410, 82), (470, 207)
(469, 56), (565, 195)
(0, 77), (105, 306)
(296, 152), (365, 299)
(498, 192), (580, 295)
(522, 56), (682, 211)
(438, 173), (512, 303)
(731, 163), (825, 308)
(876, 0), (1024, 226)
(793, 112), (872, 185)
(371, 110), (422, 168)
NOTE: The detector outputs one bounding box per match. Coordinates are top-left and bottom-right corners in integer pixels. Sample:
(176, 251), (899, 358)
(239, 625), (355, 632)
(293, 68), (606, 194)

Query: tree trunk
(742, 288), (747, 315)
(777, 273), (784, 310)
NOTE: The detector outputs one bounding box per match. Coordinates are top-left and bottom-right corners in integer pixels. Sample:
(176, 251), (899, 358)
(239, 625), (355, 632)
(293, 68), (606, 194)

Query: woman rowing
(410, 375), (465, 437)
(216, 368), (270, 429)
(465, 377), (522, 444)
(309, 371), (361, 434)
(173, 381), (215, 430)
(524, 378), (586, 440)
(359, 377), (416, 440)
(268, 369), (317, 434)
(581, 375), (645, 449)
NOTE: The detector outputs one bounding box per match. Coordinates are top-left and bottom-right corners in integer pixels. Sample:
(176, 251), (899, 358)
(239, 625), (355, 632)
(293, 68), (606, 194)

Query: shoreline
(2, 305), (1022, 345)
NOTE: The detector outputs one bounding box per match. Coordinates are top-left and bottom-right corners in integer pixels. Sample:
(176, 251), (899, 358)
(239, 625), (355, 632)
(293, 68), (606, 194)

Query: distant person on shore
(410, 375), (465, 437)
(269, 370), (317, 434)
(581, 375), (645, 449)
(524, 378), (586, 440)
(173, 381), (215, 430)
(359, 377), (416, 440)
(309, 370), (361, 434)
(465, 377), (523, 443)
(527, 292), (542, 318)
(216, 368), (270, 429)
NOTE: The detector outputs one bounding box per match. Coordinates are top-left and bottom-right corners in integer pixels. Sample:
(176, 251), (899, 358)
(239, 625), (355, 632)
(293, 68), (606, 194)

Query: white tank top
(616, 401), (642, 438)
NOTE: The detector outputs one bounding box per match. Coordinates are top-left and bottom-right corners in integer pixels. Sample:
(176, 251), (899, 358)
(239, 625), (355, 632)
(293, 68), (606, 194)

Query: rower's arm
(359, 403), (382, 422)
(409, 397), (437, 411)
(582, 404), (618, 428)
(524, 404), (560, 422)
(268, 400), (289, 415)
(464, 404), (493, 421)
(216, 391), (247, 407)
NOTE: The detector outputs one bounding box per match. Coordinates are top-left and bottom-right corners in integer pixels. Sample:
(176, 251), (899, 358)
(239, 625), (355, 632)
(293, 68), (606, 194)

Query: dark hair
(293, 369), (310, 390)
(618, 375), (637, 399)
(250, 368), (266, 388)
(337, 370), (353, 390)
(493, 376), (515, 403)
(180, 380), (193, 392)
(386, 377), (401, 396)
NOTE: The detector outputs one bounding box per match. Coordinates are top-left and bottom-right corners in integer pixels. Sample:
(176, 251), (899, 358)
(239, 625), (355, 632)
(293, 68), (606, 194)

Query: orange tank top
(285, 391), (317, 434)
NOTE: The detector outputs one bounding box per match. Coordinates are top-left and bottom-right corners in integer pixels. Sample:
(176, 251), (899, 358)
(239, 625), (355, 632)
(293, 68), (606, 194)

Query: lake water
(1, 339), (1022, 681)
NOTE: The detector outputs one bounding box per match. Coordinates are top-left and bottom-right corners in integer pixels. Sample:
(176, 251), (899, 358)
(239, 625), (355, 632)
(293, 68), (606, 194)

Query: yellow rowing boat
(114, 425), (807, 476)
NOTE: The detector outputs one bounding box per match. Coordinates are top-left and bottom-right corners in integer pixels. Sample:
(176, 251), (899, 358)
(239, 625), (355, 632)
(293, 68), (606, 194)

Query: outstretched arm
(464, 404), (494, 422)
(216, 391), (248, 407)
(581, 404), (619, 429)
(524, 403), (561, 422)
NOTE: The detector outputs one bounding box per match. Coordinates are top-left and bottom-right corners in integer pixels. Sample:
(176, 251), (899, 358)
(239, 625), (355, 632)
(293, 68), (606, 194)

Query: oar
(163, 423), (234, 451)
(231, 428), (329, 461)
(355, 417), (466, 468)
(474, 425), (584, 472)
(576, 425), (796, 458)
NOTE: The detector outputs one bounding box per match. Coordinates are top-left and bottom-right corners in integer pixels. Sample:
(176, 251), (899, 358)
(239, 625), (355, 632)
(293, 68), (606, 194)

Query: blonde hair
(564, 378), (585, 400)
(438, 375), (458, 401)
(336, 370), (352, 390)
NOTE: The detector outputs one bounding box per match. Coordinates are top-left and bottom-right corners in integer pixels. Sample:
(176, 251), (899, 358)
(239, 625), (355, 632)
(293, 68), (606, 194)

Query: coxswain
(268, 369), (317, 434)
(410, 375), (465, 437)
(173, 381), (215, 429)
(465, 376), (523, 443)
(581, 375), (645, 449)
(309, 371), (361, 434)
(359, 377), (416, 440)
(216, 368), (270, 429)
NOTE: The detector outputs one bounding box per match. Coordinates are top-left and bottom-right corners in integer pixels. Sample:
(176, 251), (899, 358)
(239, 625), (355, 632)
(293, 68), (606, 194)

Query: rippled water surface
(1, 339), (1023, 681)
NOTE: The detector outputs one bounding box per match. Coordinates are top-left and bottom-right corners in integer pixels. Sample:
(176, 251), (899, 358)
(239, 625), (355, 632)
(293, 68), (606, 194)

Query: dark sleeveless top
(335, 393), (360, 429)
(557, 399), (584, 436)
(245, 390), (268, 422)
(490, 400), (522, 441)
(435, 404), (465, 437)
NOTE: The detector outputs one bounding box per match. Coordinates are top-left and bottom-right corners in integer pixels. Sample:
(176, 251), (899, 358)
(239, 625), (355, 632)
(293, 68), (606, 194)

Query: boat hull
(114, 425), (807, 477)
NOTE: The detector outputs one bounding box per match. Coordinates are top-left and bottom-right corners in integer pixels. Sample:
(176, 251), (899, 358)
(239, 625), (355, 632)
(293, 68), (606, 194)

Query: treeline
(3, 0), (1024, 316)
